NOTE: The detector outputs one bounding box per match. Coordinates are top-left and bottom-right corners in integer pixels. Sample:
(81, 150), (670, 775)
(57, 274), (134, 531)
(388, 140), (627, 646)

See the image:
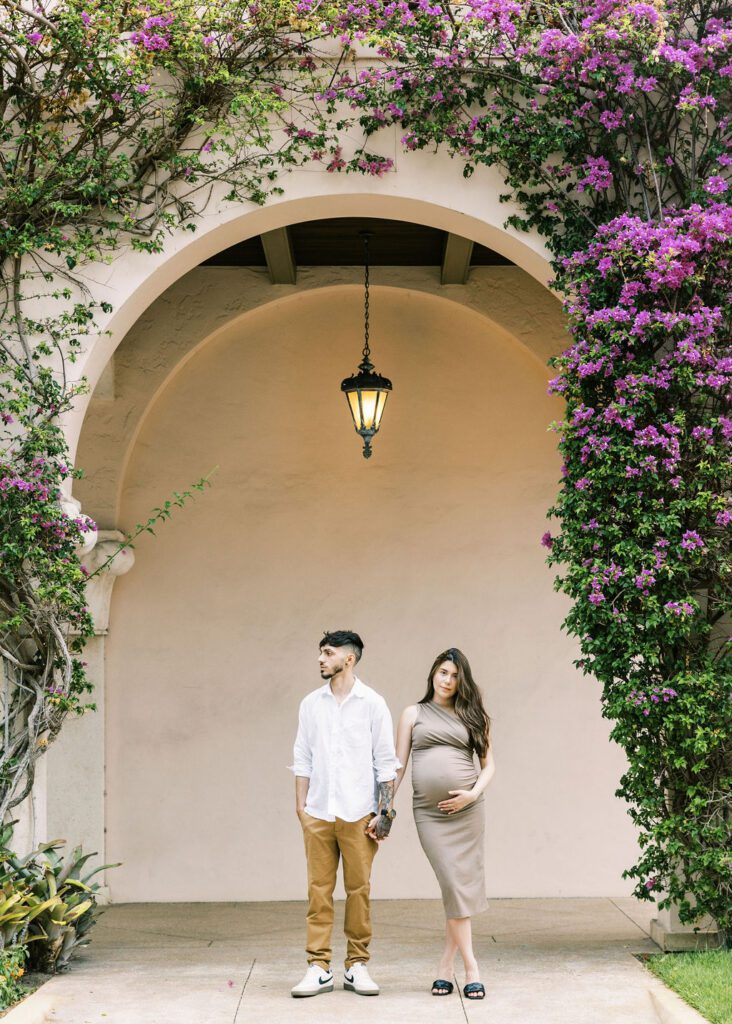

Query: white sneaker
(291, 964), (334, 998)
(344, 962), (380, 995)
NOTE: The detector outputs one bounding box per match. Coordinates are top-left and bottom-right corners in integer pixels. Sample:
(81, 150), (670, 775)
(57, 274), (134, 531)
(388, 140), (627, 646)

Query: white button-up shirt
(291, 678), (400, 822)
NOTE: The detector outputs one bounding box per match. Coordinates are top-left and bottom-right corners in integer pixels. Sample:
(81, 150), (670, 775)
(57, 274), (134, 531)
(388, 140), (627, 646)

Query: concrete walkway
(24, 898), (677, 1024)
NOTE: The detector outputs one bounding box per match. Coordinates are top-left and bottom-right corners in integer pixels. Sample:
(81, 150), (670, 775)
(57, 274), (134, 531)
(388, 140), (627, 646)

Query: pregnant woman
(394, 648), (494, 1000)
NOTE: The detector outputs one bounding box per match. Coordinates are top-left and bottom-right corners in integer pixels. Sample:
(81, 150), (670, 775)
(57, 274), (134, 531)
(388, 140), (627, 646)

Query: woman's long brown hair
(419, 648), (491, 758)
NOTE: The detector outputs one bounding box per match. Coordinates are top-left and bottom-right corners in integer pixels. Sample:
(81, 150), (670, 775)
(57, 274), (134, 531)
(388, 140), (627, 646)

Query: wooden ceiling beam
(441, 233), (474, 285)
(261, 227), (297, 284)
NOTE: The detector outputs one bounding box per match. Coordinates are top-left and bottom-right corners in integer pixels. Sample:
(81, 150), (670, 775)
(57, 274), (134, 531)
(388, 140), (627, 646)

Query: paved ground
(34, 898), (671, 1024)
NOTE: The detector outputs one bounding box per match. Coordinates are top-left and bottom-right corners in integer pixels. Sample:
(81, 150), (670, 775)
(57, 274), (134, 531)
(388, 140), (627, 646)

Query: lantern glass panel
(358, 389), (380, 430)
(346, 390), (361, 428)
(374, 389), (388, 429)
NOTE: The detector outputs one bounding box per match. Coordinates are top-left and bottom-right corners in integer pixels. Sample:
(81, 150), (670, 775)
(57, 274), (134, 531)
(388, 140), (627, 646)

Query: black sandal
(464, 982), (486, 1000)
(431, 979), (454, 996)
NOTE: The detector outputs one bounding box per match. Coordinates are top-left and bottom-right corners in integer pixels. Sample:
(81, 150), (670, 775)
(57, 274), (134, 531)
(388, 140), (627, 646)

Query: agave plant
(24, 842), (116, 972)
(0, 825), (117, 973)
(0, 882), (32, 949)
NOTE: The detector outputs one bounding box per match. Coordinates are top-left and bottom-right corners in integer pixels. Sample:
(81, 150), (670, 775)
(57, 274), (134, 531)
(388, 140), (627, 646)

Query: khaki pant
(301, 812), (378, 969)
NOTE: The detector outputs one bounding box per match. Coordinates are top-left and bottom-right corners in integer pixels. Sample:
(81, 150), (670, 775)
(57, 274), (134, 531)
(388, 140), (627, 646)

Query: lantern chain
(362, 232), (371, 366)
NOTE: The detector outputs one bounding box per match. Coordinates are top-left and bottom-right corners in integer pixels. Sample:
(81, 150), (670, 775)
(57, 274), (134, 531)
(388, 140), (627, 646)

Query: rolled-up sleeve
(371, 698), (401, 782)
(290, 700), (313, 777)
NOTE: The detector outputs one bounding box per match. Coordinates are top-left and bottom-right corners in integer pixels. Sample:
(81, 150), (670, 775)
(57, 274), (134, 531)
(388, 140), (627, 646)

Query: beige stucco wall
(99, 282), (640, 902)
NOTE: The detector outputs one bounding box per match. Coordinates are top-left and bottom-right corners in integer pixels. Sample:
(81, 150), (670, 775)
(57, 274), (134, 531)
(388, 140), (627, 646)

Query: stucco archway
(63, 152), (557, 459)
(48, 259), (640, 902)
(42, 177), (561, 877)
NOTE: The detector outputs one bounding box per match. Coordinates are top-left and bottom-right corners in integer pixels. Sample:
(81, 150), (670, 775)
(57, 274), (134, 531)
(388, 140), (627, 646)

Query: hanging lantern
(341, 232), (392, 459)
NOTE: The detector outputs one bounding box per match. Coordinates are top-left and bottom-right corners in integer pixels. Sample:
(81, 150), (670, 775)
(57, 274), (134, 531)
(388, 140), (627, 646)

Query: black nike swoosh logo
(320, 977), (332, 986)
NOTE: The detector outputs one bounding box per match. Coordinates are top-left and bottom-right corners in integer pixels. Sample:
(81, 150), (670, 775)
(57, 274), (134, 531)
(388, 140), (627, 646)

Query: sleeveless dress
(411, 702), (488, 918)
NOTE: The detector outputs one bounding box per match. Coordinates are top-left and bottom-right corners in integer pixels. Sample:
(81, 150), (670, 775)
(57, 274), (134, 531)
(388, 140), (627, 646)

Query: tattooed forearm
(377, 780), (394, 812)
(368, 780), (396, 839)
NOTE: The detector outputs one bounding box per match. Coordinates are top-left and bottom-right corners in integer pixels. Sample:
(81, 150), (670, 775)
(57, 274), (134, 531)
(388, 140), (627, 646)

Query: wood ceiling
(201, 217), (514, 274)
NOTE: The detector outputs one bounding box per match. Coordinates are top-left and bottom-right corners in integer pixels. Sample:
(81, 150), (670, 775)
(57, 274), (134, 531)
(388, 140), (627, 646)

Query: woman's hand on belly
(437, 789), (477, 815)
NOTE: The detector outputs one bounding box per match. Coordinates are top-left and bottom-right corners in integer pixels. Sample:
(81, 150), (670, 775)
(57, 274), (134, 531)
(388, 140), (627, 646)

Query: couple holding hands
(291, 630), (495, 1001)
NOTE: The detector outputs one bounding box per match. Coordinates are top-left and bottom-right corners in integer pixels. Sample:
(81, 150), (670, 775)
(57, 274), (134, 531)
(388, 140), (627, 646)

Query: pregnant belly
(412, 746), (477, 807)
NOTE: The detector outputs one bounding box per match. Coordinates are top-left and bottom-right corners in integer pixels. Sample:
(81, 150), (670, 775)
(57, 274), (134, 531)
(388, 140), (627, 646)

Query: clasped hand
(437, 789), (476, 814)
(365, 814), (392, 841)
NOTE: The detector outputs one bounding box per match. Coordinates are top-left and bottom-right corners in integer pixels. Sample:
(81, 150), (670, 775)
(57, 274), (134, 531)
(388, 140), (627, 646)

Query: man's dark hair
(319, 630), (364, 663)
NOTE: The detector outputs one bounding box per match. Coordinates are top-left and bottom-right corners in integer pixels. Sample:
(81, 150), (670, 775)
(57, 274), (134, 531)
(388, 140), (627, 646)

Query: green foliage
(0, 823), (115, 974)
(0, 945), (27, 1011)
(307, 0), (731, 265)
(543, 206), (731, 929)
(0, 0), (331, 275)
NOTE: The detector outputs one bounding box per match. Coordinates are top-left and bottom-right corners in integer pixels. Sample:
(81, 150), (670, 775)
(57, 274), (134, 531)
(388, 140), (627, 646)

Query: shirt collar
(320, 677), (365, 699)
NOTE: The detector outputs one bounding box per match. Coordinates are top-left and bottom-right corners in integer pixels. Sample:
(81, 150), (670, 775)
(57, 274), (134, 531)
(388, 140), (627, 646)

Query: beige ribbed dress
(411, 702), (488, 918)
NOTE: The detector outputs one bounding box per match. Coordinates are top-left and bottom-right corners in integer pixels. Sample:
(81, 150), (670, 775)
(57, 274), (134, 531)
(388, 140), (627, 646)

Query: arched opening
(73, 215), (567, 529)
(64, 181), (557, 457)
(64, 231), (638, 899)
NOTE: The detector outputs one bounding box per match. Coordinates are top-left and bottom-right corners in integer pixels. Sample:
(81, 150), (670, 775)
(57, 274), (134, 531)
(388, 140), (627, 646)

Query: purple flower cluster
(628, 686), (679, 715)
(357, 156), (394, 176)
(586, 561), (624, 605)
(634, 569), (656, 595)
(665, 600), (695, 616)
(558, 208), (732, 433)
(548, 201), (730, 638)
(310, 0), (729, 237)
(0, 475), (51, 501)
(681, 530), (705, 551)
(130, 13), (175, 51)
(311, 0), (731, 211)
(577, 155), (614, 193)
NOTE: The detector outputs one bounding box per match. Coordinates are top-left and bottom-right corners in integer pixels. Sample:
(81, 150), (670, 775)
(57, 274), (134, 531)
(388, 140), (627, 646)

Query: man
(290, 630), (399, 998)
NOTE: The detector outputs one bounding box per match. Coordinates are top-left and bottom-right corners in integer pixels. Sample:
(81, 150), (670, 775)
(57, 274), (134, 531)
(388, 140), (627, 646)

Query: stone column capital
(82, 531), (136, 635)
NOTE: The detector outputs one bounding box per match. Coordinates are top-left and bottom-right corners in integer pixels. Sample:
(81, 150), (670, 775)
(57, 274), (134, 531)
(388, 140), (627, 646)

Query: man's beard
(320, 664), (344, 680)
